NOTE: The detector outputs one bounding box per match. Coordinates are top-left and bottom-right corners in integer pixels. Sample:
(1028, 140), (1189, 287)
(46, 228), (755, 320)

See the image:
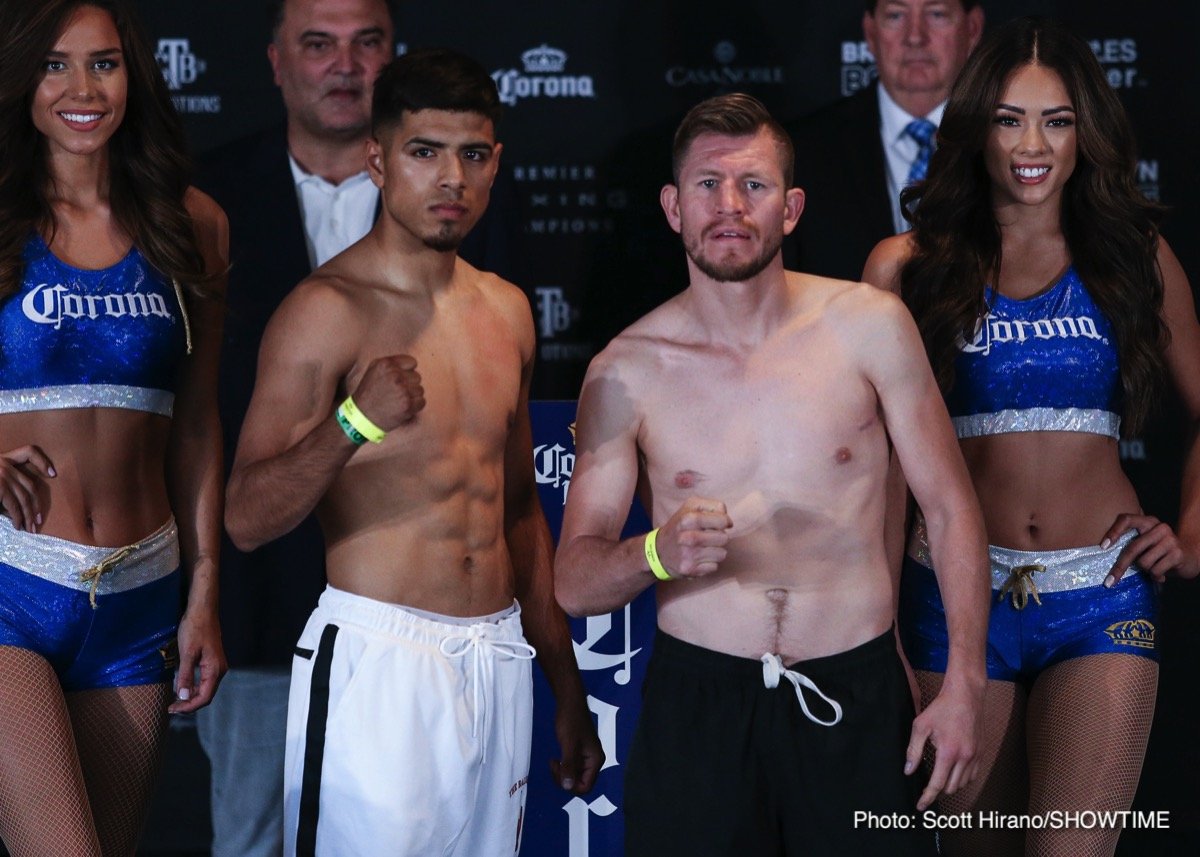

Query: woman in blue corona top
(0, 1), (227, 853)
(864, 16), (1200, 857)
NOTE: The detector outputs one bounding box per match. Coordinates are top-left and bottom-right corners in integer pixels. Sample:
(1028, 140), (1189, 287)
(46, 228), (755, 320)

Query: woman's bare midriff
(0, 409), (172, 546)
(959, 431), (1139, 550)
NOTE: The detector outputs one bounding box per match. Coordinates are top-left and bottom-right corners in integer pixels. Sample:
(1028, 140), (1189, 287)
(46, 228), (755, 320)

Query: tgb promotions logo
(534, 287), (591, 363)
(155, 38), (221, 115)
(492, 44), (596, 107)
(535, 287), (578, 340)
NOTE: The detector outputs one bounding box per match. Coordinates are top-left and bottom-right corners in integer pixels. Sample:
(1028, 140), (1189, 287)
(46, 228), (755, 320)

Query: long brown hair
(900, 16), (1166, 434)
(0, 0), (208, 300)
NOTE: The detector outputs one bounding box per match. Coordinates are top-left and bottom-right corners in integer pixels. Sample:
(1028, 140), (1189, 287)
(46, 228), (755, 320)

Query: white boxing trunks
(283, 586), (536, 857)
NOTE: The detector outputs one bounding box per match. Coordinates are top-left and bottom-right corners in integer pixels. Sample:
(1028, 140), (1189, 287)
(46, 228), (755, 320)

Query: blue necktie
(905, 119), (937, 184)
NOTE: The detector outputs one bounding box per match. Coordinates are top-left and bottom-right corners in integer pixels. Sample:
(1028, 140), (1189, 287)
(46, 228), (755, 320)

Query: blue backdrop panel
(527, 401), (655, 856)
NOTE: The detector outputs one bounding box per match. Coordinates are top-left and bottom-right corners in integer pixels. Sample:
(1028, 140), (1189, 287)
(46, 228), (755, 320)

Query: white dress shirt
(289, 155), (379, 268)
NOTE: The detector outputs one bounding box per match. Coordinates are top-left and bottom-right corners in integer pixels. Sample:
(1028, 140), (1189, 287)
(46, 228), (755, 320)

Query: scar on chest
(674, 469), (704, 489)
(835, 447), (852, 464)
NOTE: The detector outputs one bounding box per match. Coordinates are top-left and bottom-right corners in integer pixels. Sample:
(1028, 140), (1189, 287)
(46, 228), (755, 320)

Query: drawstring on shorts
(80, 532), (158, 609)
(761, 653), (843, 727)
(440, 628), (536, 758)
(998, 563), (1046, 610)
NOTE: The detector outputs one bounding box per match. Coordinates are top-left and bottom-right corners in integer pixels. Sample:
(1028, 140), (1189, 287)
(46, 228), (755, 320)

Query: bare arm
(166, 189), (229, 712)
(862, 234), (919, 581)
(857, 287), (989, 809)
(225, 273), (427, 552)
(224, 284), (361, 551)
(555, 347), (731, 617)
(1105, 239), (1200, 580)
(504, 307), (602, 794)
(554, 350), (653, 615)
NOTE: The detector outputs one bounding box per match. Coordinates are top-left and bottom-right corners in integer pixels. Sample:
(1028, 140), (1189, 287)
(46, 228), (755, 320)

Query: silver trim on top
(953, 407), (1120, 440)
(0, 384), (174, 416)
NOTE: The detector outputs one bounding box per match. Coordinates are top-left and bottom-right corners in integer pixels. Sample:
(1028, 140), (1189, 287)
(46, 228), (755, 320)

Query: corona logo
(492, 45), (595, 107)
(521, 44), (567, 73)
(22, 283), (173, 329)
(1104, 618), (1156, 649)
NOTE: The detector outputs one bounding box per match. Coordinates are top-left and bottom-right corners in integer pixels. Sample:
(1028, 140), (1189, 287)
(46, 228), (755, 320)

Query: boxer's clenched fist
(654, 497), (732, 578)
(350, 355), (426, 430)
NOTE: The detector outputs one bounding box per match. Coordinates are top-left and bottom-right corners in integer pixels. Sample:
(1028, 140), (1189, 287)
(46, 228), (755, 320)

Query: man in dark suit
(193, 2), (395, 854)
(193, 2), (511, 854)
(786, 0), (983, 281)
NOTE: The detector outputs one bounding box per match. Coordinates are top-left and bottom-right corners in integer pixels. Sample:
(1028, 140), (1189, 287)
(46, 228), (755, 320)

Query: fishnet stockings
(0, 647), (171, 857)
(1026, 655), (1156, 857)
(917, 654), (1157, 857)
(0, 647), (99, 856)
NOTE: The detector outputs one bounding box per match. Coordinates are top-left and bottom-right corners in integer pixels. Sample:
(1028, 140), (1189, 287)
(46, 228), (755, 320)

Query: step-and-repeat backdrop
(130, 2), (1198, 854)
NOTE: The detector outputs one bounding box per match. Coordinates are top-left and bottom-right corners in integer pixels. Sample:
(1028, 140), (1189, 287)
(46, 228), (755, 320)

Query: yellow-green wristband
(644, 528), (673, 581)
(337, 396), (387, 444)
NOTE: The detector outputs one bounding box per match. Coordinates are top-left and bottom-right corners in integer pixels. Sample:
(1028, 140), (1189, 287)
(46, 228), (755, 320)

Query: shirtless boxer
(554, 93), (987, 856)
(225, 48), (601, 857)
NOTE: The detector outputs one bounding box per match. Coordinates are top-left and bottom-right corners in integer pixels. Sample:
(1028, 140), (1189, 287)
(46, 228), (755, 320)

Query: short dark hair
(268, 0), (398, 42)
(371, 47), (502, 136)
(671, 93), (794, 187)
(864, 0), (978, 14)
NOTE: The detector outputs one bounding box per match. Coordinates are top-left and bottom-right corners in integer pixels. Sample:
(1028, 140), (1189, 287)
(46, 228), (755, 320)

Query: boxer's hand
(349, 354), (426, 431)
(654, 497), (732, 578)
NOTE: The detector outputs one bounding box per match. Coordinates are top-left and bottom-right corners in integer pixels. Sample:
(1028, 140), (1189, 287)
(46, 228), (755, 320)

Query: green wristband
(337, 396), (386, 444)
(644, 528), (674, 581)
(335, 407), (368, 446)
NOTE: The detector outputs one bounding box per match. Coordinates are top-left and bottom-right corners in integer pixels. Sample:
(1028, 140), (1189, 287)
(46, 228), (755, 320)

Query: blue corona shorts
(0, 515), (181, 690)
(900, 526), (1158, 684)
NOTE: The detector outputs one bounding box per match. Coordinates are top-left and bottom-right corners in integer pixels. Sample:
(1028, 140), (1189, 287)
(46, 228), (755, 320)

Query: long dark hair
(900, 16), (1166, 434)
(0, 0), (207, 299)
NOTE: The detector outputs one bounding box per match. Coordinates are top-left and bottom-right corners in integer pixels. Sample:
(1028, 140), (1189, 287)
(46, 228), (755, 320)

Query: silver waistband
(0, 515), (179, 595)
(0, 384), (174, 417)
(987, 531), (1137, 594)
(908, 514), (1137, 593)
(953, 407), (1120, 439)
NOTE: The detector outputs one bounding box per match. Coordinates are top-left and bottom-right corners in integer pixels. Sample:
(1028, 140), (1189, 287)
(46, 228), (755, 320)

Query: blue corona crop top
(0, 235), (190, 417)
(947, 266), (1121, 439)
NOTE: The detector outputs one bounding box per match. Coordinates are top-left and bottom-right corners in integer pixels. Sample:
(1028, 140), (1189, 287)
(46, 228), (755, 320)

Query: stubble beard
(422, 223), (465, 253)
(683, 228), (782, 283)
